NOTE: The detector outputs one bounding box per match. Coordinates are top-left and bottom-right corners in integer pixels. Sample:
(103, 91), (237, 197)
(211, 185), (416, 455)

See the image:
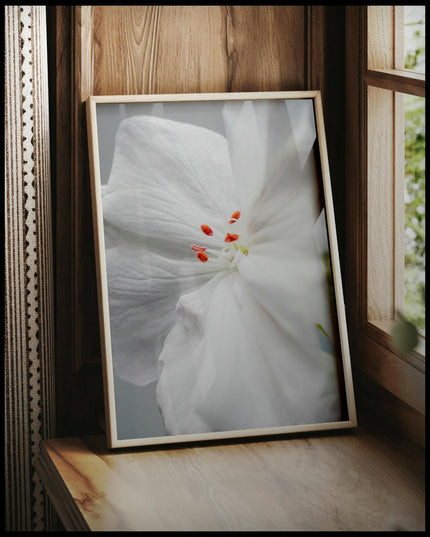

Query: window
(367, 6), (425, 348)
(345, 6), (425, 415)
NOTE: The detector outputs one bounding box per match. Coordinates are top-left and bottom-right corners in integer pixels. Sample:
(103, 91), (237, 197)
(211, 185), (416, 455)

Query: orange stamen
(201, 224), (213, 236)
(191, 244), (207, 252)
(229, 210), (241, 224)
(224, 233), (239, 243)
(196, 251), (209, 262)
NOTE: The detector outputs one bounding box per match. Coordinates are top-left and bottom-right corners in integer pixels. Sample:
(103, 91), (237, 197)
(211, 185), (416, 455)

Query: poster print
(86, 92), (357, 448)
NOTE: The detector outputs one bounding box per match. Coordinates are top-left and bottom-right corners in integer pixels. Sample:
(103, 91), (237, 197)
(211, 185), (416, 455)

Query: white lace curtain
(4, 5), (55, 531)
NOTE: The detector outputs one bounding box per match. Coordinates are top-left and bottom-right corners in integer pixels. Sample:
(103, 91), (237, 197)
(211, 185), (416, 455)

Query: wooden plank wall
(48, 5), (339, 437)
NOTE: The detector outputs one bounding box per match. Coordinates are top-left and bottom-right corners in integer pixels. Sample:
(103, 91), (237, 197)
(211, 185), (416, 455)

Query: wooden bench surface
(35, 429), (425, 531)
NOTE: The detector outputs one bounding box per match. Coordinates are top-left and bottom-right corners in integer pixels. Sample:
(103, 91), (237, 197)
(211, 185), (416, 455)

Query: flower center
(190, 210), (248, 267)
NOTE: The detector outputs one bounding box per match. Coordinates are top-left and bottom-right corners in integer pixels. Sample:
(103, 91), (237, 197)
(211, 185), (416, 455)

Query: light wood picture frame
(86, 91), (357, 448)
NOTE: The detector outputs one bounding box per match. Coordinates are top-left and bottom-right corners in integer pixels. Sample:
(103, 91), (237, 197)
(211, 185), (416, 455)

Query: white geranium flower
(102, 99), (342, 436)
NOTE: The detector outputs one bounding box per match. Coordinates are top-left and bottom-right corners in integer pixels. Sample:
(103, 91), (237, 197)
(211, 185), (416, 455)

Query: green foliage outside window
(404, 94), (425, 331)
(403, 8), (425, 333)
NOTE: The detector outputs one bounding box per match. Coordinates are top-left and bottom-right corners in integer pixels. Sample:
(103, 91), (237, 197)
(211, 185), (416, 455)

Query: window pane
(404, 93), (425, 332)
(404, 5), (425, 74)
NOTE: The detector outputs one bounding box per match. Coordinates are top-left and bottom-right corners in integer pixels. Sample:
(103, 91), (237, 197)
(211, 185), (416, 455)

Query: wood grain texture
(48, 6), (81, 436)
(220, 6), (306, 93)
(36, 432), (425, 532)
(353, 369), (425, 450)
(352, 325), (425, 415)
(86, 6), (306, 96)
(364, 69), (425, 97)
(345, 5), (367, 333)
(367, 86), (395, 321)
(72, 7), (103, 372)
(307, 6), (327, 103)
(322, 7), (346, 270)
(367, 6), (395, 70)
(393, 91), (405, 314)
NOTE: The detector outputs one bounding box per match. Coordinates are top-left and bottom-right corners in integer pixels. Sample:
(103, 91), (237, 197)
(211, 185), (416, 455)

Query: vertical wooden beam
(345, 6), (368, 333)
(367, 86), (395, 321)
(367, 6), (395, 70)
(307, 5), (327, 104)
(71, 6), (101, 372)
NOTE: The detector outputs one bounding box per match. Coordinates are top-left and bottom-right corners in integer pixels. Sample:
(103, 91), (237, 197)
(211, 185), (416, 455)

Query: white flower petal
(248, 103), (320, 241)
(157, 268), (341, 436)
(222, 98), (321, 258)
(102, 114), (238, 250)
(222, 101), (266, 214)
(285, 99), (317, 170)
(105, 237), (223, 386)
(238, 253), (334, 346)
(100, 101), (342, 436)
(101, 114), (242, 387)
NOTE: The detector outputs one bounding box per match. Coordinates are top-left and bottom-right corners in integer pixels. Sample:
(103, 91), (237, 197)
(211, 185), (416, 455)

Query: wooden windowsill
(34, 427), (425, 531)
(369, 318), (425, 364)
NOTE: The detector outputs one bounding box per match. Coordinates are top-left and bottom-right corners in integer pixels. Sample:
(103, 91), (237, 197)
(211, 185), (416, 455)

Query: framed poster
(86, 91), (357, 448)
